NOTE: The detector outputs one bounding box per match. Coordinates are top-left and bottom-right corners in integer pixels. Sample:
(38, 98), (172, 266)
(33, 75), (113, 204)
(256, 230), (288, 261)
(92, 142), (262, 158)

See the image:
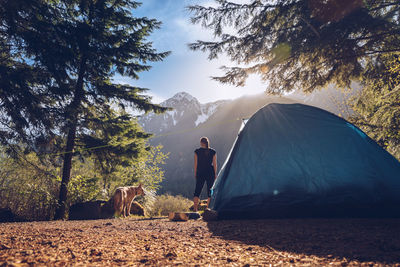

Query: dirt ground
(1, 217), (400, 266)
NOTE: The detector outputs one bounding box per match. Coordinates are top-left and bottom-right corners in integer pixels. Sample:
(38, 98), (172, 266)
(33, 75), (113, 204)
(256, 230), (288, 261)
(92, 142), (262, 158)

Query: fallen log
(168, 212), (201, 221)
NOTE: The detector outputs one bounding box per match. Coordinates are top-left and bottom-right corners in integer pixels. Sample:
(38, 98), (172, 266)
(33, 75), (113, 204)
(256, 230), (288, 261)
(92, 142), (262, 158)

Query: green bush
(147, 194), (192, 217)
(0, 144), (168, 221)
(0, 152), (59, 221)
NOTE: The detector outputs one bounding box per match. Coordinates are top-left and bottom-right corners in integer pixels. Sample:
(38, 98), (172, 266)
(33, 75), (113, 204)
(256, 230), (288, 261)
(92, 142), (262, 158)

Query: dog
(113, 184), (145, 218)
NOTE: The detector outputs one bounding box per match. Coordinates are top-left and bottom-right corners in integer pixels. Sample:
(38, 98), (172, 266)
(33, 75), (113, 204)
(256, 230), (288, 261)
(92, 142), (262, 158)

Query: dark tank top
(195, 147), (216, 177)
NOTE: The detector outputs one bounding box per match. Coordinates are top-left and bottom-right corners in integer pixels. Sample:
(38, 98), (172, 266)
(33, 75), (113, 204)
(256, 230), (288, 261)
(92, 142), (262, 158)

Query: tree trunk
(54, 124), (78, 220)
(54, 57), (86, 220)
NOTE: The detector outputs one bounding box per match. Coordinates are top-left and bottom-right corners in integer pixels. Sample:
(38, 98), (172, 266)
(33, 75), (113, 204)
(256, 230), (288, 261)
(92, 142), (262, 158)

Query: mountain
(138, 92), (296, 197)
(140, 92), (229, 134)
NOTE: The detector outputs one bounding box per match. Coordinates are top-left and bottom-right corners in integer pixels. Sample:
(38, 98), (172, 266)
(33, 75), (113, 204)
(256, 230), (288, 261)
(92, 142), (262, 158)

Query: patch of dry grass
(147, 194), (192, 217)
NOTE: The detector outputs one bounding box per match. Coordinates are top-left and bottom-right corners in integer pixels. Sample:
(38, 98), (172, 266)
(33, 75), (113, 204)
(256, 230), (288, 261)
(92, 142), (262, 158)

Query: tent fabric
(210, 103), (400, 219)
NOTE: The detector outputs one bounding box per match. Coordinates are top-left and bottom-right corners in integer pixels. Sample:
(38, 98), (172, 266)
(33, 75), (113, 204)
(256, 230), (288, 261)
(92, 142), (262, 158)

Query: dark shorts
(194, 174), (215, 198)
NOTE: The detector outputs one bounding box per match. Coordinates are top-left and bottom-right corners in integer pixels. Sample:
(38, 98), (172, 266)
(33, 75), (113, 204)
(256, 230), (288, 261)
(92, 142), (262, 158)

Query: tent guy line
(39, 115), (252, 157)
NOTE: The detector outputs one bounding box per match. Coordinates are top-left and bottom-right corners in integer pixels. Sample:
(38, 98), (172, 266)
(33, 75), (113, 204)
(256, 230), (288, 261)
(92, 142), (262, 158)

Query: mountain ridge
(139, 92), (230, 134)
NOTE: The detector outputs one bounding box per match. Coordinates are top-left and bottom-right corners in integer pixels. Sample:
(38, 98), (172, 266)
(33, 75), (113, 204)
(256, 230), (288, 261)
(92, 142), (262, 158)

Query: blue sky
(114, 0), (266, 104)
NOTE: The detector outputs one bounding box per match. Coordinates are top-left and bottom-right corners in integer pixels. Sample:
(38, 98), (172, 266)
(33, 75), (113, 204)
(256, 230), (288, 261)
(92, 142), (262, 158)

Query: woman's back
(193, 137), (217, 211)
(195, 147), (216, 175)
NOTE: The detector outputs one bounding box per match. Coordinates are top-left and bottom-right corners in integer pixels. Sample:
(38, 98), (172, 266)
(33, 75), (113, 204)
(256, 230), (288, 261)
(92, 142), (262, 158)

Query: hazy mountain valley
(138, 88), (349, 198)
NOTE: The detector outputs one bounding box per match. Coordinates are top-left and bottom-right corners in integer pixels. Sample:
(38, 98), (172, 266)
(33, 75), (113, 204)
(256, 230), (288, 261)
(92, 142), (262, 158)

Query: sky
(113, 0), (267, 104)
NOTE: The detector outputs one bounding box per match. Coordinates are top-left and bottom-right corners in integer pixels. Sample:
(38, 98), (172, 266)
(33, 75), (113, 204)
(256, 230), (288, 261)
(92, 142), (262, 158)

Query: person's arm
(194, 153), (198, 179)
(213, 154), (217, 179)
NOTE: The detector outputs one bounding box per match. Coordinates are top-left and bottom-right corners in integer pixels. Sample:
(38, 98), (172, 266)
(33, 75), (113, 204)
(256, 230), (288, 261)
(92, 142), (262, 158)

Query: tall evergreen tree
(0, 0), (169, 219)
(0, 35), (54, 152)
(188, 0), (400, 93)
(349, 53), (400, 160)
(79, 108), (151, 191)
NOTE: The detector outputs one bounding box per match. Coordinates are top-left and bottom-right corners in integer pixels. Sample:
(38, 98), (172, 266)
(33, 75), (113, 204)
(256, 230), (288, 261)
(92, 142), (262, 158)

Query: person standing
(193, 137), (217, 211)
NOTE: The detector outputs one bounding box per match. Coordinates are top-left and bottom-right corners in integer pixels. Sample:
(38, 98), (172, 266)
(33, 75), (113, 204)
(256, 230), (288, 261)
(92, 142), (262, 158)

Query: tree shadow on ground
(207, 218), (400, 263)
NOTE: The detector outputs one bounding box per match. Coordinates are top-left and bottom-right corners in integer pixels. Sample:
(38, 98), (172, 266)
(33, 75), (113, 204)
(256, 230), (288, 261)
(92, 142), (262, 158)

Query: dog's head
(136, 184), (145, 196)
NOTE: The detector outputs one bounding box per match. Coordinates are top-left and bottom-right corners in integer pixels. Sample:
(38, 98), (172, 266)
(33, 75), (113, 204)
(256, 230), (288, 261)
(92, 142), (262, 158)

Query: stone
(130, 201), (145, 216)
(189, 200), (208, 211)
(0, 208), (15, 222)
(69, 200), (106, 220)
(202, 209), (218, 221)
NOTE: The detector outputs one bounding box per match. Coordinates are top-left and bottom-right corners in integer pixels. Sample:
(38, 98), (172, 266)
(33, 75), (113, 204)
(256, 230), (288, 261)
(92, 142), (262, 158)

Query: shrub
(0, 152), (59, 221)
(147, 194), (192, 217)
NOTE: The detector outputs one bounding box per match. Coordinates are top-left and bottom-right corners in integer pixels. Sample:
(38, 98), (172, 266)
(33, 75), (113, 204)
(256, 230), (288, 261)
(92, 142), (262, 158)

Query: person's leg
(193, 177), (205, 212)
(205, 176), (215, 209)
(193, 196), (200, 212)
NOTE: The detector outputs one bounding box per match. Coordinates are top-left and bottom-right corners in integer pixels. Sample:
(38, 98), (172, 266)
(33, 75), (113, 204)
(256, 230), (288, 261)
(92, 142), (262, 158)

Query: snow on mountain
(195, 100), (226, 126)
(168, 92), (197, 103)
(160, 92), (200, 109)
(138, 92), (228, 133)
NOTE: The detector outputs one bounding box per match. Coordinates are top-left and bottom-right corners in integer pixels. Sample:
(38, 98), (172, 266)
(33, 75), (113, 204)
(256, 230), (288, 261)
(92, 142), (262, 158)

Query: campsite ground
(0, 218), (399, 266)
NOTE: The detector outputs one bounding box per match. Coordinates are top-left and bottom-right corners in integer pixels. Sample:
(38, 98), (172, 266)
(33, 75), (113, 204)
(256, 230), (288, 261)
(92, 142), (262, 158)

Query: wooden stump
(168, 212), (201, 221)
(169, 212), (188, 221)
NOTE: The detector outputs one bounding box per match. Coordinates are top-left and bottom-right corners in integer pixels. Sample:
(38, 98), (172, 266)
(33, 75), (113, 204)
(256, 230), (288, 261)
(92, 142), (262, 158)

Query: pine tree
(0, 0), (170, 219)
(79, 108), (151, 191)
(188, 0), (400, 93)
(349, 53), (400, 160)
(0, 36), (54, 151)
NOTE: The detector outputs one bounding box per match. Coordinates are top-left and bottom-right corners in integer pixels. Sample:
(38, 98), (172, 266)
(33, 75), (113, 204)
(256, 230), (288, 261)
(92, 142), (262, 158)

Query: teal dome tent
(210, 103), (400, 219)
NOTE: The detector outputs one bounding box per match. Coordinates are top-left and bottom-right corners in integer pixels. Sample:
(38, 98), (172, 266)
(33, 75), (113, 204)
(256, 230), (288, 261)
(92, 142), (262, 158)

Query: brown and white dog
(113, 184), (145, 217)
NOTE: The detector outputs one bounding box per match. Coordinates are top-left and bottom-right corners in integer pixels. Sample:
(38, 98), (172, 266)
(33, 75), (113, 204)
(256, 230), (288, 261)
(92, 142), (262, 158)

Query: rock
(189, 200), (208, 211)
(100, 199), (115, 218)
(69, 200), (107, 220)
(202, 209), (218, 221)
(0, 208), (15, 222)
(187, 212), (201, 220)
(165, 251), (177, 258)
(69, 199), (117, 220)
(130, 201), (145, 216)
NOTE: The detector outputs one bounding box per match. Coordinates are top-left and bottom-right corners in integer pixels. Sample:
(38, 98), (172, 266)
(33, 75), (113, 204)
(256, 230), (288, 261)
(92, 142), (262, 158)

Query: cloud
(173, 17), (214, 41)
(147, 92), (166, 104)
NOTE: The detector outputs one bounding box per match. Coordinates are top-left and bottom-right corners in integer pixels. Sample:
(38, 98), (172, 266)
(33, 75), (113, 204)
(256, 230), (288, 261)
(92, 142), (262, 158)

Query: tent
(210, 103), (400, 219)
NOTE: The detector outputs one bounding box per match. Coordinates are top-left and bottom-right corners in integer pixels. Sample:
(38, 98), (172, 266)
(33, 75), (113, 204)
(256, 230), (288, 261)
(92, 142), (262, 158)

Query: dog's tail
(113, 189), (123, 216)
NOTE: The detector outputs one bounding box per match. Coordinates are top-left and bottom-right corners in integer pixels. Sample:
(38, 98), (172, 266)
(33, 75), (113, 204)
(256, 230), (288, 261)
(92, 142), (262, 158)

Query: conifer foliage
(350, 53), (400, 160)
(188, 0), (400, 93)
(0, 0), (170, 219)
